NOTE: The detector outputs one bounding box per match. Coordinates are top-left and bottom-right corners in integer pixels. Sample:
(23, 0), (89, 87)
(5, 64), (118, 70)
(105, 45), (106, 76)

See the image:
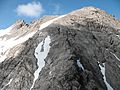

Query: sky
(0, 0), (120, 29)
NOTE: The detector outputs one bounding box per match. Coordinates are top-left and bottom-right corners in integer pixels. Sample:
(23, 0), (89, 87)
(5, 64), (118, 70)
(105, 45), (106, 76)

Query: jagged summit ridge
(68, 6), (120, 28)
(0, 7), (120, 90)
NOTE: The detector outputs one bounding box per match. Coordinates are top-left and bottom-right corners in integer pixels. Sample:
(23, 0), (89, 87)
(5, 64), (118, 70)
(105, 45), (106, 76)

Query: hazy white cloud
(53, 4), (61, 15)
(16, 2), (44, 17)
(50, 3), (62, 15)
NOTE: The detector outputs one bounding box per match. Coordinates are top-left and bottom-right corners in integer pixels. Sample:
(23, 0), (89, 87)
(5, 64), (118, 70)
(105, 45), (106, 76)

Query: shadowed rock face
(0, 7), (120, 90)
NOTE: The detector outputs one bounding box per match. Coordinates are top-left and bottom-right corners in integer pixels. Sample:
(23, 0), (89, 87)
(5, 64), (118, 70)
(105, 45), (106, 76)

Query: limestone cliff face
(0, 7), (120, 90)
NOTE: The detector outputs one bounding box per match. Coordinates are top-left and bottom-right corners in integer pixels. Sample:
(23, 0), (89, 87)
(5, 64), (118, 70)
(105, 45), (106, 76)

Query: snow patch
(39, 15), (66, 30)
(30, 36), (51, 90)
(116, 35), (120, 39)
(49, 71), (52, 76)
(99, 63), (113, 90)
(0, 26), (13, 37)
(0, 32), (36, 63)
(1, 78), (13, 90)
(77, 59), (84, 70)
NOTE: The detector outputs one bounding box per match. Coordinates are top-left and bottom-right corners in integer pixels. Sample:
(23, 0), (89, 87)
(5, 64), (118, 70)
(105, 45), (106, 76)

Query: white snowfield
(1, 78), (13, 90)
(0, 26), (13, 37)
(30, 36), (51, 90)
(0, 32), (36, 63)
(99, 63), (113, 90)
(116, 35), (120, 39)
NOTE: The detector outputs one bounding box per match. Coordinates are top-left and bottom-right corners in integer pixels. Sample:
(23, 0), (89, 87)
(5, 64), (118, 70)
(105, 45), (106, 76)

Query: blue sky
(0, 0), (120, 29)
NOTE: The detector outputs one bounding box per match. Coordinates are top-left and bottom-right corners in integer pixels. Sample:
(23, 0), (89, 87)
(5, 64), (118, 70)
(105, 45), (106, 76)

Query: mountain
(0, 6), (120, 90)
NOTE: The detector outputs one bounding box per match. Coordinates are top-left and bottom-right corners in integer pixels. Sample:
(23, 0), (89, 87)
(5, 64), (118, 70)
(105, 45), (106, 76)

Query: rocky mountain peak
(12, 19), (27, 29)
(14, 19), (25, 24)
(69, 6), (120, 28)
(0, 7), (120, 90)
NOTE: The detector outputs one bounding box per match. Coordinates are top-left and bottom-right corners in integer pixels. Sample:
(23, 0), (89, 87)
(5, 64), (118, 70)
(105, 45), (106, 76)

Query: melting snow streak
(99, 63), (113, 90)
(30, 36), (51, 90)
(111, 52), (120, 62)
(77, 59), (84, 70)
(110, 52), (120, 68)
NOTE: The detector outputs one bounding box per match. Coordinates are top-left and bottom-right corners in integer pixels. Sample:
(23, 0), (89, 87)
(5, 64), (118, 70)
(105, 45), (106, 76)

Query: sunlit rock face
(0, 7), (120, 90)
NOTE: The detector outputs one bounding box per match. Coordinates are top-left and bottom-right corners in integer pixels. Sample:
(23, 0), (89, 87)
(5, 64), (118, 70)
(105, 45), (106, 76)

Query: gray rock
(0, 6), (120, 90)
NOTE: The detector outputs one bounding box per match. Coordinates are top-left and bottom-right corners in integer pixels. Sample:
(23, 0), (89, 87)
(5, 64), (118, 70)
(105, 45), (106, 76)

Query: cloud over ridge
(16, 2), (44, 17)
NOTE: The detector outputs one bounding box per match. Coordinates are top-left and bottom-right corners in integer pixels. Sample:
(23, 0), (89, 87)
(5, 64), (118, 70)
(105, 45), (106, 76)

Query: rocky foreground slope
(0, 7), (120, 90)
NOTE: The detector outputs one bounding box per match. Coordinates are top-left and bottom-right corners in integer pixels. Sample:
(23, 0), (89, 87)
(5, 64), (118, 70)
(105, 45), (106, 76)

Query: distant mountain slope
(0, 7), (120, 90)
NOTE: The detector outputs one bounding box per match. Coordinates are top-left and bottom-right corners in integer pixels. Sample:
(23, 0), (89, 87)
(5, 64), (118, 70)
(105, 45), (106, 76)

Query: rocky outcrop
(0, 7), (120, 90)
